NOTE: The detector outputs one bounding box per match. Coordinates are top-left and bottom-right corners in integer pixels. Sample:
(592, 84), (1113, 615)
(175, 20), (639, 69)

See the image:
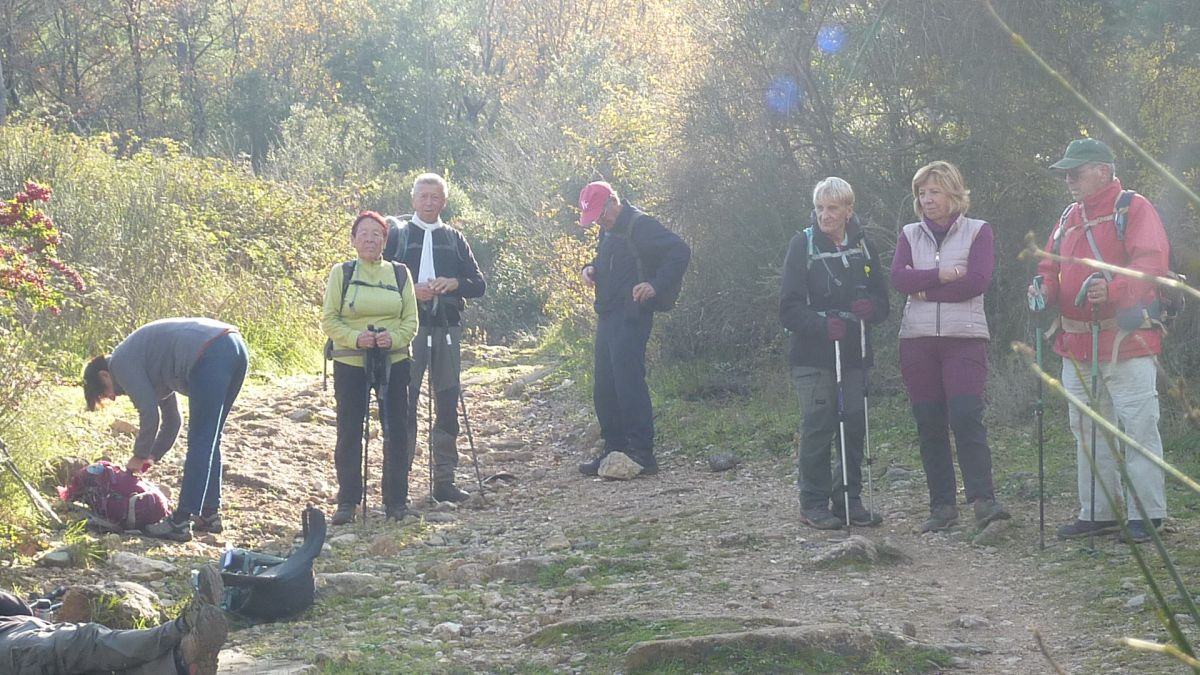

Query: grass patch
(642, 643), (953, 674)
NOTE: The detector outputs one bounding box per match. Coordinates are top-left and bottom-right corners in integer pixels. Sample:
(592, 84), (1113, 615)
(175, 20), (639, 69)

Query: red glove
(826, 316), (847, 341)
(850, 298), (874, 321)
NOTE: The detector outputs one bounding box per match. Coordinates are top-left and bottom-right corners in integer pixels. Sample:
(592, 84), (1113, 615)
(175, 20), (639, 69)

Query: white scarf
(412, 215), (443, 283)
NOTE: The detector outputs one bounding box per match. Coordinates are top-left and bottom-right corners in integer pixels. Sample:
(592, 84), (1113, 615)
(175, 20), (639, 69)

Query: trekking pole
(1030, 275), (1047, 550)
(441, 312), (486, 501)
(426, 328), (435, 501)
(1075, 273), (1103, 551)
(833, 333), (852, 529)
(372, 327), (391, 519)
(361, 325), (377, 521)
(858, 315), (875, 517)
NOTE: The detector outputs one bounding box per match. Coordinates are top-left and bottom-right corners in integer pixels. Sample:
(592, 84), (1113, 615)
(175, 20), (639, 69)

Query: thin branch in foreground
(1121, 638), (1200, 670)
(1033, 630), (1068, 675)
(1021, 233), (1200, 303)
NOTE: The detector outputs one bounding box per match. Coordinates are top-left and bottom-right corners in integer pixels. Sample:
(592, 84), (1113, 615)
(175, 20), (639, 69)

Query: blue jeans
(180, 332), (249, 516)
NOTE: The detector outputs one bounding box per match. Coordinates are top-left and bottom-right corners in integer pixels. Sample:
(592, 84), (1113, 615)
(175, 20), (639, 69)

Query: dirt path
(9, 345), (1193, 673)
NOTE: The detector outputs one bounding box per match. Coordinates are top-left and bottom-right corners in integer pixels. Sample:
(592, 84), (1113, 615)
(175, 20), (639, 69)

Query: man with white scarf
(385, 173), (486, 502)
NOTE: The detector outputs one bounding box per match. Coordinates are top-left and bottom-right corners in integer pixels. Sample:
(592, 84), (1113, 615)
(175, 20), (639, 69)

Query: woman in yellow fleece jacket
(322, 211), (418, 524)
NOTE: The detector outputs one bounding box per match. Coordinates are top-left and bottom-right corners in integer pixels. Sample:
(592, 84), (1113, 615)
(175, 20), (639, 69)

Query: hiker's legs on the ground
(1105, 356), (1167, 520)
(406, 325), (432, 472)
(381, 359), (412, 509)
(1062, 360), (1120, 520)
(900, 339), (956, 510)
(333, 361), (369, 506)
(592, 314), (627, 452)
(0, 615), (182, 674)
(607, 312), (654, 462)
(939, 338), (994, 504)
(429, 326), (463, 487)
(792, 366), (837, 508)
(181, 333), (248, 517)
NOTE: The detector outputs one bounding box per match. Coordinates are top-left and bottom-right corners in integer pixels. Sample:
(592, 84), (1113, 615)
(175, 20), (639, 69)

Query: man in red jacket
(1033, 138), (1169, 544)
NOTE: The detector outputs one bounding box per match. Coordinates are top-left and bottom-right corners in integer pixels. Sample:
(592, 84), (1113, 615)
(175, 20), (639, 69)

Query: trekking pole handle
(1074, 272), (1103, 308)
(1029, 275), (1046, 312)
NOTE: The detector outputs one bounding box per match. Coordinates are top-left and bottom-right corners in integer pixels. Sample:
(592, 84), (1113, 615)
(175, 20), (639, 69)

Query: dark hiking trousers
(593, 311), (654, 460)
(407, 325), (462, 485)
(912, 396), (995, 509)
(0, 615), (182, 674)
(792, 365), (866, 508)
(333, 359), (411, 508)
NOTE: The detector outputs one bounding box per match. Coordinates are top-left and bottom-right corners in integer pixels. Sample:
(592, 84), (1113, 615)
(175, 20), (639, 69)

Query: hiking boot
(1056, 518), (1119, 539)
(178, 603), (228, 675)
(578, 452), (613, 476)
(385, 505), (417, 521)
(920, 505), (959, 533)
(1123, 519), (1163, 544)
(972, 499), (1011, 528)
(193, 513), (222, 534)
(631, 452), (659, 476)
(433, 482), (471, 503)
(799, 505), (844, 530)
(832, 499), (884, 527)
(193, 564), (223, 608)
(144, 512), (193, 542)
(331, 504), (357, 526)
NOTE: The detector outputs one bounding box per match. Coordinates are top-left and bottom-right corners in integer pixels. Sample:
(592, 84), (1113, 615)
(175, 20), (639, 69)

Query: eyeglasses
(1064, 166), (1092, 180)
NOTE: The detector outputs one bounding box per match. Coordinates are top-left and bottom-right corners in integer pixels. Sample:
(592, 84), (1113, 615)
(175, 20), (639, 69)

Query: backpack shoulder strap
(388, 261), (409, 292)
(1113, 190), (1136, 241)
(338, 260), (357, 312)
(1051, 203), (1075, 255)
(384, 216), (410, 261)
(803, 227), (815, 272)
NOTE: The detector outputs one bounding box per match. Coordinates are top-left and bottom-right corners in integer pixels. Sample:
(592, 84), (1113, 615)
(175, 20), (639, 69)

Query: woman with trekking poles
(82, 318), (250, 541)
(322, 211), (419, 524)
(779, 177), (890, 530)
(891, 160), (1010, 533)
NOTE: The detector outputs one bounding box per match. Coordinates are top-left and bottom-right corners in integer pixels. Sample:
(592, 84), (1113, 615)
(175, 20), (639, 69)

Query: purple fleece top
(889, 216), (995, 303)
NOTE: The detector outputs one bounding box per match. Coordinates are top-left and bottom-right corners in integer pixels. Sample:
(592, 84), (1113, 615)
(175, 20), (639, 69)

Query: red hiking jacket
(1036, 179), (1168, 362)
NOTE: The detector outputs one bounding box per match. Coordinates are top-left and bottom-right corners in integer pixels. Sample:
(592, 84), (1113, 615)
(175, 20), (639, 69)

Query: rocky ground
(8, 344), (1199, 673)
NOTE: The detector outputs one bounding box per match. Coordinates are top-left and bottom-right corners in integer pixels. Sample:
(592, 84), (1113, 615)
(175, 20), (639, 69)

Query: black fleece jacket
(778, 223), (889, 369)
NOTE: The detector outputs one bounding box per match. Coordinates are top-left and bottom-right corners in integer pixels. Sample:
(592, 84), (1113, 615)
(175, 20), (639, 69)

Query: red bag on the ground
(57, 461), (170, 529)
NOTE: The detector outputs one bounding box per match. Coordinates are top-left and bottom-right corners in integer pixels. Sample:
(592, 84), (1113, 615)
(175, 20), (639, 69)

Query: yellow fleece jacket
(321, 258), (418, 367)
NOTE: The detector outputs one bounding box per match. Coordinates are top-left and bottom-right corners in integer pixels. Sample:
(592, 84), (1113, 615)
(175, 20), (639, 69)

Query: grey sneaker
(972, 499), (1011, 528)
(1123, 519), (1163, 544)
(1056, 518), (1118, 539)
(144, 514), (192, 542)
(799, 505), (844, 530)
(920, 505), (959, 533)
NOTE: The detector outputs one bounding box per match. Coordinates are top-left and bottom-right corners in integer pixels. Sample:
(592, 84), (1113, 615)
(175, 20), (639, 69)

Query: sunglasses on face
(1065, 166), (1092, 180)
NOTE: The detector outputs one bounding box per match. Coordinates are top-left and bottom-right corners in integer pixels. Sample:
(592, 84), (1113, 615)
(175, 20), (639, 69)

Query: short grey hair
(412, 173), (448, 198)
(812, 176), (855, 209)
(1094, 162), (1117, 180)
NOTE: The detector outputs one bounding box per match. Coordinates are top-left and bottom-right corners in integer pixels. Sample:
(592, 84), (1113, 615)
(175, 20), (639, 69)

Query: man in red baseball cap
(576, 181), (690, 477)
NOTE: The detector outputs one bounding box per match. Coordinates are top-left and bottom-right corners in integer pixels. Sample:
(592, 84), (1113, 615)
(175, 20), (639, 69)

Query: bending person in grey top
(82, 318), (249, 542)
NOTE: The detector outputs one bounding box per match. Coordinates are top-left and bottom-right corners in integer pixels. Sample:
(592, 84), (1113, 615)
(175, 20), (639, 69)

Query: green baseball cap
(1049, 138), (1115, 169)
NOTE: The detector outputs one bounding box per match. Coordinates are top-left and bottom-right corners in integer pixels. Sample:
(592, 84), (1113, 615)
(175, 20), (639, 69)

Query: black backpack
(608, 215), (686, 312)
(322, 259), (410, 388)
(219, 506), (326, 621)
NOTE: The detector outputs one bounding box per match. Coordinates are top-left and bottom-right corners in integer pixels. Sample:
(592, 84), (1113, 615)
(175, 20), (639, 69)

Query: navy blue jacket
(590, 204), (690, 317)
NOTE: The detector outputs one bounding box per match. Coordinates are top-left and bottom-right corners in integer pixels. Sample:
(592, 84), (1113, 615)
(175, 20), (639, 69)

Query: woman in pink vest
(890, 161), (1010, 533)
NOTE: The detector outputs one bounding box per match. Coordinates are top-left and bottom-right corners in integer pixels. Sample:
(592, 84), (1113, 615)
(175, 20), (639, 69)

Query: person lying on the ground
(82, 318), (250, 542)
(0, 565), (228, 675)
(322, 211), (419, 524)
(779, 176), (889, 529)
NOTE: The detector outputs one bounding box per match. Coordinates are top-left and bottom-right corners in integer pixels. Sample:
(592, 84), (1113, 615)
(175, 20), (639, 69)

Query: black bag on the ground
(218, 506), (325, 621)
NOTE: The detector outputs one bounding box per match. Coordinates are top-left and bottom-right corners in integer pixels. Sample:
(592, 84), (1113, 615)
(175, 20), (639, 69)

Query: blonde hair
(812, 176), (855, 209)
(911, 161), (970, 218)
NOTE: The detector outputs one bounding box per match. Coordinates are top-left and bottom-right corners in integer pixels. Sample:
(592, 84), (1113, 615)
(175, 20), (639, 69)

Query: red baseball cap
(578, 181), (613, 226)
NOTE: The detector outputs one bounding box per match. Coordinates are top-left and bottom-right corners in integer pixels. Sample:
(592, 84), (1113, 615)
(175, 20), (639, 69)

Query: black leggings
(333, 359), (410, 507)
